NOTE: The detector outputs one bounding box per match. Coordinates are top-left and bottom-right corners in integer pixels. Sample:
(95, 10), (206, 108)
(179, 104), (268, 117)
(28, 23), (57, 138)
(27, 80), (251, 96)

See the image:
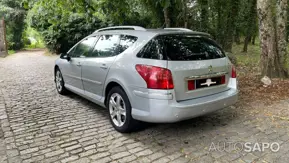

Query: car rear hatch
(161, 34), (230, 101)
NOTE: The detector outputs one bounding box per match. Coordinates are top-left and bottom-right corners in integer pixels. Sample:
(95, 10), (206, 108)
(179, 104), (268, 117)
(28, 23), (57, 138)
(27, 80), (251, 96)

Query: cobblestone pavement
(0, 50), (289, 163)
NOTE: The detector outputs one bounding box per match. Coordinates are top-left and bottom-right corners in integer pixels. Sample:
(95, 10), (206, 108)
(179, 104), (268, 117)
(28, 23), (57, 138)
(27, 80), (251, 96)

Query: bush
(5, 14), (26, 50)
(28, 3), (104, 54)
(23, 27), (45, 49)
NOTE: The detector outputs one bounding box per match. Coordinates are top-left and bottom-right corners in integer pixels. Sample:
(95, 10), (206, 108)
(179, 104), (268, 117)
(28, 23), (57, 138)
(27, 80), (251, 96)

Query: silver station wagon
(54, 26), (238, 133)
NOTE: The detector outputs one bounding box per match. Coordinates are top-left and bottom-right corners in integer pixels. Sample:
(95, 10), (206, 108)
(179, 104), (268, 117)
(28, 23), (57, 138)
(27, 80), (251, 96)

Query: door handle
(76, 62), (81, 67)
(100, 64), (108, 70)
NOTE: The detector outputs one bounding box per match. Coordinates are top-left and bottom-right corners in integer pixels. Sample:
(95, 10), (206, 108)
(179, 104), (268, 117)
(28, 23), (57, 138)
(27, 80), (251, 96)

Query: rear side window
(119, 35), (138, 53)
(137, 39), (165, 60)
(137, 35), (225, 61)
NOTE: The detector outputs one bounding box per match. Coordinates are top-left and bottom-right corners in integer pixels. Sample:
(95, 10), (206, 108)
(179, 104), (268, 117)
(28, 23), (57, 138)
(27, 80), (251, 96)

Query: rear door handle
(100, 64), (108, 70)
(76, 62), (81, 67)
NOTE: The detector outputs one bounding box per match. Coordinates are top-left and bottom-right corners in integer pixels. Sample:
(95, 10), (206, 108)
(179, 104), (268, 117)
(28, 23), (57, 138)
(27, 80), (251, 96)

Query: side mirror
(60, 53), (71, 61)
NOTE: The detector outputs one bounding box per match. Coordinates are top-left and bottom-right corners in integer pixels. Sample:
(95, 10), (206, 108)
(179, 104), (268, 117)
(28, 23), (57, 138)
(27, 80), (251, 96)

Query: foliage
(23, 27), (45, 48)
(95, 0), (154, 27)
(8, 50), (15, 55)
(1, 0), (286, 59)
(0, 0), (26, 50)
(19, 0), (263, 54)
(27, 0), (104, 53)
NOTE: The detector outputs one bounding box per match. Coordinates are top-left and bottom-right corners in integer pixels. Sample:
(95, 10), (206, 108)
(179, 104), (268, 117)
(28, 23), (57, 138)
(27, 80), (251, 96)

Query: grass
(231, 43), (289, 105)
(43, 50), (56, 56)
(232, 43), (261, 68)
(8, 50), (16, 55)
(24, 43), (45, 49)
(231, 42), (289, 69)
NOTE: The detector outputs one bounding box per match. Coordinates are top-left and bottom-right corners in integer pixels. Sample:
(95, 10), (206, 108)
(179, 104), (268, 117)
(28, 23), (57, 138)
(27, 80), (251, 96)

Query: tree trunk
(276, 0), (288, 76)
(235, 30), (241, 44)
(243, 36), (251, 53)
(223, 0), (239, 52)
(0, 18), (8, 57)
(216, 1), (225, 48)
(164, 8), (171, 28)
(252, 35), (256, 45)
(257, 0), (288, 78)
(183, 0), (188, 28)
(199, 0), (209, 32)
(243, 0), (257, 52)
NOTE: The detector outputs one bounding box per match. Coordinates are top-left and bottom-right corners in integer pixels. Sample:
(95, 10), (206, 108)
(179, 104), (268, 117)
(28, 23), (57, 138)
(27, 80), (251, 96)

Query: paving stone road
(0, 50), (289, 163)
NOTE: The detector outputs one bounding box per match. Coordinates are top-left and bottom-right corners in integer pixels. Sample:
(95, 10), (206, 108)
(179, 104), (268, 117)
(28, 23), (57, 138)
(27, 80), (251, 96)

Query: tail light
(231, 66), (237, 78)
(135, 64), (174, 89)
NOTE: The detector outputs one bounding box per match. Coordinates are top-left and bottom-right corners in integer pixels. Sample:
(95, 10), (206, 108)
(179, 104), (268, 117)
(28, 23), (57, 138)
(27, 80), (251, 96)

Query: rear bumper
(131, 88), (238, 123)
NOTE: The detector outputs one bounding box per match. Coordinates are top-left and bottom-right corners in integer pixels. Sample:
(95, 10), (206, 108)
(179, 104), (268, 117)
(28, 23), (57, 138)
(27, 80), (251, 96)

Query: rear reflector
(135, 64), (174, 89)
(188, 80), (195, 90)
(221, 75), (226, 84)
(231, 66), (237, 78)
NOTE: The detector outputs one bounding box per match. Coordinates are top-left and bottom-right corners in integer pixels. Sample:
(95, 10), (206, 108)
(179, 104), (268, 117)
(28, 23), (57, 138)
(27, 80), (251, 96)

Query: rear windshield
(137, 35), (226, 61)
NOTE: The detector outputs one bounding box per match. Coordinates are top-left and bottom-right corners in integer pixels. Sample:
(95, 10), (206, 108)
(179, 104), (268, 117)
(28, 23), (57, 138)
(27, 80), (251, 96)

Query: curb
(0, 89), (21, 163)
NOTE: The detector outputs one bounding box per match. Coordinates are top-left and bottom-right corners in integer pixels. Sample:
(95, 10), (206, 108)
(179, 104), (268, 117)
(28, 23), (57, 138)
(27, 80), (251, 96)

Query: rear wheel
(106, 86), (139, 133)
(55, 68), (68, 95)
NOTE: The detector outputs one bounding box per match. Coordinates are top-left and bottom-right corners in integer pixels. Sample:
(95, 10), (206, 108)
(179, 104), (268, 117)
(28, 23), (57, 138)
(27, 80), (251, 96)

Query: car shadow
(63, 91), (242, 154)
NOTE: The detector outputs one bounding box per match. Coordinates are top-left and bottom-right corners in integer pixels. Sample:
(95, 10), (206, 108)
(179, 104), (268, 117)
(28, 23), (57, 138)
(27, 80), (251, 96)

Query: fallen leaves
(238, 69), (289, 105)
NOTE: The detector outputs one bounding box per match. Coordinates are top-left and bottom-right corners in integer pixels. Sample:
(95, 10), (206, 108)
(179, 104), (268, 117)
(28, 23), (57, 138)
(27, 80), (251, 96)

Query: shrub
(27, 2), (104, 54)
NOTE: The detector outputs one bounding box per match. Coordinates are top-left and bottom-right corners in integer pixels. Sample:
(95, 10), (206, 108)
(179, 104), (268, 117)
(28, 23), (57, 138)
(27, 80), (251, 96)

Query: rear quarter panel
(103, 34), (168, 112)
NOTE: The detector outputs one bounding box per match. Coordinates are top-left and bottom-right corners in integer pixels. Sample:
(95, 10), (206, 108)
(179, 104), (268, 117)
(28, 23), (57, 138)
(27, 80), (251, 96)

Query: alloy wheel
(55, 70), (63, 92)
(109, 93), (127, 127)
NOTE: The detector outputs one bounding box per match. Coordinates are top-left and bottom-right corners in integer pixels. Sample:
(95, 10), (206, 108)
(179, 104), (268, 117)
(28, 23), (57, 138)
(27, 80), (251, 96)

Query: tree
(243, 0), (257, 52)
(0, 0), (26, 50)
(183, 0), (188, 28)
(202, 0), (239, 52)
(223, 0), (239, 52)
(27, 0), (104, 53)
(257, 0), (288, 78)
(198, 0), (208, 32)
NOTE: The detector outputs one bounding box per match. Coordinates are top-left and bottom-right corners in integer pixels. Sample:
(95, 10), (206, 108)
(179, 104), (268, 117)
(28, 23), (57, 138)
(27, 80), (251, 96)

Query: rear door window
(90, 35), (120, 57)
(71, 36), (97, 58)
(137, 35), (225, 61)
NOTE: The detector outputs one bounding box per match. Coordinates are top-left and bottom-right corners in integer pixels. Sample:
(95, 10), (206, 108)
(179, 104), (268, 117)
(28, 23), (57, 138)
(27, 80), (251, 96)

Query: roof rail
(164, 28), (193, 32)
(94, 26), (146, 33)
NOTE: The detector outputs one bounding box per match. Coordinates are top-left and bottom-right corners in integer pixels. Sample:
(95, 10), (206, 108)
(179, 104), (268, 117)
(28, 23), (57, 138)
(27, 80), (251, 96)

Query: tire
(55, 68), (68, 95)
(106, 86), (139, 133)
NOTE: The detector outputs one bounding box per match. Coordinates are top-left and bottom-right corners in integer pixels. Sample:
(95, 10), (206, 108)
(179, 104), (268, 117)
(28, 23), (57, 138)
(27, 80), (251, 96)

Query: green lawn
(231, 43), (261, 68)
(8, 50), (16, 55)
(231, 43), (289, 74)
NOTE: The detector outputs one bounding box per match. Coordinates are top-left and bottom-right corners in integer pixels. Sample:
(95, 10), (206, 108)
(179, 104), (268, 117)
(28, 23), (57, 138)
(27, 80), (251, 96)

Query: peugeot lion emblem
(208, 65), (213, 73)
(200, 65), (217, 87)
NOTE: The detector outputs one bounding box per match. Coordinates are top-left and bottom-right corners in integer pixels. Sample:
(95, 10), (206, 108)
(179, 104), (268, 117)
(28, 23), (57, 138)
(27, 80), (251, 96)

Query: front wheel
(106, 86), (139, 133)
(55, 68), (68, 95)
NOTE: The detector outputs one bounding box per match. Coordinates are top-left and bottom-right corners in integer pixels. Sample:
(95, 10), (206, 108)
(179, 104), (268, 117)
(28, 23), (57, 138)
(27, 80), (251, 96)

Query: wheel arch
(104, 80), (131, 107)
(54, 65), (60, 82)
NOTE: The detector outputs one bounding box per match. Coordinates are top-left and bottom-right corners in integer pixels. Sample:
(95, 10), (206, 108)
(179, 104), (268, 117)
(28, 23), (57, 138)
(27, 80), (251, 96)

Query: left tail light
(135, 64), (174, 89)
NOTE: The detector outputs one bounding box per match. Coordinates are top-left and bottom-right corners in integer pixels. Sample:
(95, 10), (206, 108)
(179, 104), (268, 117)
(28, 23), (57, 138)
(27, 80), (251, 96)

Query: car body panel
(55, 28), (238, 123)
(82, 56), (117, 100)
(167, 58), (230, 101)
(57, 58), (85, 92)
(130, 88), (238, 123)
